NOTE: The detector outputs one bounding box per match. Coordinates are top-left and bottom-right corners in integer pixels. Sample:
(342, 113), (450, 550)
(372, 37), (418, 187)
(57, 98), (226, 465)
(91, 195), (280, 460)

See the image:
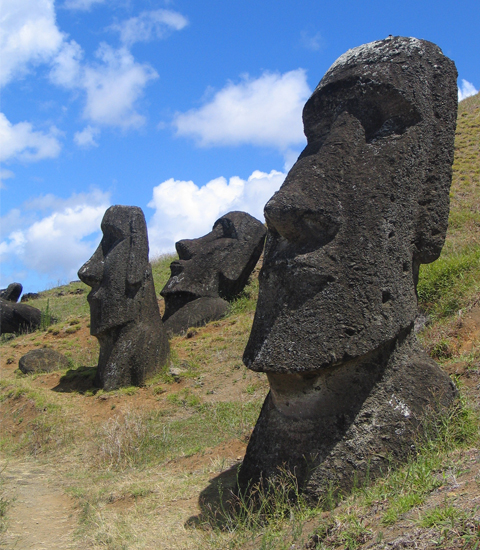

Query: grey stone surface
(161, 211), (266, 335)
(0, 283), (23, 302)
(19, 348), (70, 374)
(0, 298), (41, 334)
(238, 36), (458, 499)
(78, 205), (169, 390)
(163, 297), (229, 336)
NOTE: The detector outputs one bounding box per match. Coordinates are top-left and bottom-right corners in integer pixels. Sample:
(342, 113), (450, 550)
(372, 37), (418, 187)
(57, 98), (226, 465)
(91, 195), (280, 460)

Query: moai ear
(126, 208), (149, 286)
(412, 56), (458, 266)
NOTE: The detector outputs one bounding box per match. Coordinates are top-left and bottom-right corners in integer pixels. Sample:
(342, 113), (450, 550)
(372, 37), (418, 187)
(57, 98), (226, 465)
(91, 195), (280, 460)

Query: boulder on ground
(0, 298), (42, 334)
(78, 205), (169, 390)
(21, 292), (40, 302)
(161, 211), (266, 335)
(0, 282), (23, 302)
(19, 348), (70, 374)
(238, 36), (458, 501)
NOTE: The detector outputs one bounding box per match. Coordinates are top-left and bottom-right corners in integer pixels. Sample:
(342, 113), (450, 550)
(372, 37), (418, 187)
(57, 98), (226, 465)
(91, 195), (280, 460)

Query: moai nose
(264, 190), (340, 249)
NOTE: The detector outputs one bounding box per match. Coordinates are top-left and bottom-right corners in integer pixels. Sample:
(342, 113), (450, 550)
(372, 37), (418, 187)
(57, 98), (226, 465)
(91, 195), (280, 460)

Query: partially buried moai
(78, 206), (169, 390)
(161, 211), (266, 335)
(238, 37), (458, 500)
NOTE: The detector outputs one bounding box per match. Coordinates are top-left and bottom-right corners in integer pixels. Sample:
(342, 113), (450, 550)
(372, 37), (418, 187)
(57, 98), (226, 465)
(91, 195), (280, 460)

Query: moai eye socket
(303, 78), (422, 147)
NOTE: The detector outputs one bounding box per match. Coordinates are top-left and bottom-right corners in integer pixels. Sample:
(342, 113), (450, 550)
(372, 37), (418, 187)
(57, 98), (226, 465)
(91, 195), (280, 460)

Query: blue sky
(1, 0), (479, 293)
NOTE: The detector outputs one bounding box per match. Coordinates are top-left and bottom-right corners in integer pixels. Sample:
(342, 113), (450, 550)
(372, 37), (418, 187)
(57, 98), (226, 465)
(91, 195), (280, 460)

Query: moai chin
(78, 205), (169, 390)
(238, 36), (458, 500)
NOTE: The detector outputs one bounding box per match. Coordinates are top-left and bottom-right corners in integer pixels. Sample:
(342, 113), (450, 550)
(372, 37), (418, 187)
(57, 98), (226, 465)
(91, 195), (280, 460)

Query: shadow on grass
(53, 366), (98, 393)
(185, 464), (241, 530)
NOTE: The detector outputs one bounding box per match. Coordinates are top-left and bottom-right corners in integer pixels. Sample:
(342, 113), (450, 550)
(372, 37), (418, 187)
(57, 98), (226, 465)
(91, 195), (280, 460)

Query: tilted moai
(161, 211), (266, 335)
(78, 206), (169, 390)
(238, 37), (458, 500)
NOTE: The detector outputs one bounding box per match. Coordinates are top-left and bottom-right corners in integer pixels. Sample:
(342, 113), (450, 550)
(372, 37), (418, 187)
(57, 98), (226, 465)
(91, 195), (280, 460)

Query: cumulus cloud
(49, 39), (83, 88)
(63, 0), (105, 10)
(82, 44), (158, 128)
(0, 189), (110, 287)
(0, 112), (62, 162)
(74, 125), (100, 148)
(173, 70), (310, 151)
(111, 9), (188, 46)
(0, 0), (65, 87)
(458, 79), (478, 101)
(51, 41), (159, 128)
(147, 169), (285, 256)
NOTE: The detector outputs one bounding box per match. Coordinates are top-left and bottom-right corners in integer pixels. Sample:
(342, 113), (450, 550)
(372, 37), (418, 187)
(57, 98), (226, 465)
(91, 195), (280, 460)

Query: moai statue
(238, 37), (458, 500)
(0, 282), (23, 302)
(161, 211), (266, 335)
(78, 206), (169, 390)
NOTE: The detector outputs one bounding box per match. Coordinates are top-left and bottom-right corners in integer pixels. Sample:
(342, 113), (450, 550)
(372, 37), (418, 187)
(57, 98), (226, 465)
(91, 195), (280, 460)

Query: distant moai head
(79, 205), (150, 336)
(161, 211), (266, 323)
(78, 205), (169, 390)
(244, 36), (458, 374)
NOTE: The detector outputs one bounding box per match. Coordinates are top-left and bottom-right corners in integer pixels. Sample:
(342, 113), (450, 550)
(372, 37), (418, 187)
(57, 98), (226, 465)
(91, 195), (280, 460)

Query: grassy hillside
(0, 93), (479, 550)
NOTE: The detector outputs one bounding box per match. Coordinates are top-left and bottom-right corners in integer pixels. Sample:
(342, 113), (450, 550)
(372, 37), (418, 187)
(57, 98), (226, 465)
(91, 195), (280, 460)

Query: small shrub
(40, 299), (53, 330)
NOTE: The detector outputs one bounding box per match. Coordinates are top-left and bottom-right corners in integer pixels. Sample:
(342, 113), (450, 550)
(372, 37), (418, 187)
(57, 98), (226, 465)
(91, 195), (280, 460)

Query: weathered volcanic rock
(78, 205), (169, 390)
(21, 293), (40, 302)
(161, 297), (229, 336)
(0, 283), (23, 302)
(0, 298), (42, 334)
(19, 348), (70, 374)
(161, 211), (266, 335)
(238, 36), (458, 500)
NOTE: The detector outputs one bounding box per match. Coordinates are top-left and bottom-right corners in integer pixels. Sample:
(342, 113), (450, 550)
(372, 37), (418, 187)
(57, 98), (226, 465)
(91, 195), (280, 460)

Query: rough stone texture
(162, 297), (229, 336)
(21, 293), (40, 302)
(161, 211), (266, 335)
(78, 205), (169, 390)
(238, 37), (458, 499)
(0, 283), (23, 302)
(19, 348), (70, 374)
(0, 298), (42, 334)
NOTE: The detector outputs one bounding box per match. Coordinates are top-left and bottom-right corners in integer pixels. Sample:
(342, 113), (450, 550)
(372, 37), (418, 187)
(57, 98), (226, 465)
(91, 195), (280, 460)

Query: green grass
(151, 253), (177, 295)
(417, 245), (480, 319)
(95, 400), (262, 470)
(32, 281), (91, 323)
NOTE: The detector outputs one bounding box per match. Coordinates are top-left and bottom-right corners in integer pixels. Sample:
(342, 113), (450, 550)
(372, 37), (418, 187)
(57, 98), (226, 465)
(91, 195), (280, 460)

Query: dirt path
(1, 460), (80, 550)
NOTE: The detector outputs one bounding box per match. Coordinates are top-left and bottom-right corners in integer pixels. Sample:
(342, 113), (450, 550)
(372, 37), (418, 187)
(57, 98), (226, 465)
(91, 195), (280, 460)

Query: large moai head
(244, 36), (458, 374)
(78, 205), (169, 390)
(238, 37), (458, 498)
(161, 211), (266, 335)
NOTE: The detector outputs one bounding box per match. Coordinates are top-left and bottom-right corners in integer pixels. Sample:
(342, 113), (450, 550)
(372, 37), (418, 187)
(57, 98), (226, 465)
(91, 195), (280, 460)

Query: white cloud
(458, 79), (478, 101)
(74, 125), (100, 148)
(83, 44), (158, 128)
(111, 9), (188, 46)
(0, 0), (65, 87)
(0, 112), (62, 162)
(300, 30), (323, 52)
(0, 169), (14, 188)
(51, 41), (159, 128)
(173, 70), (310, 151)
(49, 39), (83, 88)
(147, 169), (285, 256)
(63, 0), (105, 10)
(0, 189), (110, 285)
